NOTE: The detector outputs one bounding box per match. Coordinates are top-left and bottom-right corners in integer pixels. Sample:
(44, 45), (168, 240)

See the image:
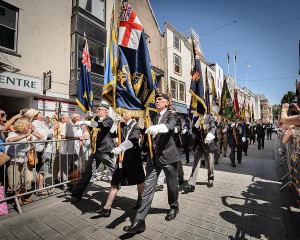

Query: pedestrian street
(0, 139), (298, 240)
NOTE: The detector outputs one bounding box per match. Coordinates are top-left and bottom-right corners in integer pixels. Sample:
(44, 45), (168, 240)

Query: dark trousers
(72, 152), (115, 197)
(135, 159), (178, 221)
(267, 130), (272, 140)
(229, 144), (243, 163)
(257, 136), (265, 149)
(182, 145), (190, 162)
(242, 140), (249, 155)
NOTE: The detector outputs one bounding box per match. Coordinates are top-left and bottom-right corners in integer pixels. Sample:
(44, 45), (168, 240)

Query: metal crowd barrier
(0, 138), (90, 214)
(274, 130), (300, 202)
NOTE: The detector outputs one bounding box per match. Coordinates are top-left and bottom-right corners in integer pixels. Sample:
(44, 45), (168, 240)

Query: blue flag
(76, 39), (93, 112)
(102, 6), (117, 108)
(189, 37), (206, 118)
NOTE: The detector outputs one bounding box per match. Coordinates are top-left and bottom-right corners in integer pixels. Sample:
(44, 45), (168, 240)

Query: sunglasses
(0, 113), (6, 117)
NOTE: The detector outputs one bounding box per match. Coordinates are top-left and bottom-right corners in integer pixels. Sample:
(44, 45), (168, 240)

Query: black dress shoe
(245, 153), (247, 156)
(230, 162), (236, 167)
(155, 185), (164, 191)
(165, 207), (179, 221)
(207, 181), (213, 188)
(123, 220), (145, 233)
(238, 161), (241, 164)
(69, 193), (82, 202)
(223, 154), (226, 157)
(185, 184), (195, 192)
(95, 208), (111, 217)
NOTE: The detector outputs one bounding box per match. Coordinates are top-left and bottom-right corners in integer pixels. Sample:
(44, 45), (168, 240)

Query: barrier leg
(279, 157), (286, 166)
(14, 196), (22, 214)
(280, 182), (290, 191)
(280, 172), (290, 182)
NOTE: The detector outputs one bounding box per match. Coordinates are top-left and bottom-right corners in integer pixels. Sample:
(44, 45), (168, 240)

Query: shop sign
(0, 71), (42, 94)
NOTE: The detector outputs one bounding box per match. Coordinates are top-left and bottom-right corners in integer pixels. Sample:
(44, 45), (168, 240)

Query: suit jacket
(228, 122), (246, 146)
(89, 116), (115, 153)
(256, 124), (265, 137)
(152, 110), (181, 166)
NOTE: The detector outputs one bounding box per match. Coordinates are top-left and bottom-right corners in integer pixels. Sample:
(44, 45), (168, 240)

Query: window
(173, 35), (180, 51)
(179, 81), (185, 102)
(0, 2), (18, 52)
(77, 35), (105, 75)
(174, 54), (181, 74)
(79, 0), (105, 21)
(170, 78), (177, 100)
(71, 34), (76, 69)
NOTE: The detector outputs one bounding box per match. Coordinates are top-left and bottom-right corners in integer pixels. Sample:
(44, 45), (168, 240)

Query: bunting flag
(102, 6), (118, 108)
(113, 0), (154, 116)
(234, 48), (237, 62)
(76, 37), (93, 112)
(219, 78), (235, 122)
(233, 89), (240, 118)
(205, 67), (210, 114)
(189, 36), (206, 118)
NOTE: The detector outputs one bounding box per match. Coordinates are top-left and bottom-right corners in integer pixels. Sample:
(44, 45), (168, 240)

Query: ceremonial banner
(115, 0), (154, 116)
(233, 89), (240, 118)
(76, 38), (93, 112)
(189, 37), (206, 117)
(102, 6), (118, 108)
(219, 78), (235, 122)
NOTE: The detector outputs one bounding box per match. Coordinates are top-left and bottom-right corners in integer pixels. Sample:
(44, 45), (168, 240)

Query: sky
(149, 0), (300, 105)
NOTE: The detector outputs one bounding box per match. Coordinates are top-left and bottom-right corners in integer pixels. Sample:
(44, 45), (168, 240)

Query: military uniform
(215, 121), (222, 163)
(242, 122), (250, 156)
(187, 114), (217, 189)
(266, 122), (272, 140)
(221, 120), (229, 157)
(256, 123), (265, 150)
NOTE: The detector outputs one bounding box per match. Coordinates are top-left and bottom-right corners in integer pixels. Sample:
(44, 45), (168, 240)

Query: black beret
(155, 93), (169, 101)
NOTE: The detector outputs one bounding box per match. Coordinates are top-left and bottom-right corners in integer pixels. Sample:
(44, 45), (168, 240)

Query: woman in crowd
(6, 118), (41, 203)
(27, 109), (59, 195)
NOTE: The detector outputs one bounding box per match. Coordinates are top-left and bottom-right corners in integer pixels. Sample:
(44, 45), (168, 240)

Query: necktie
(157, 113), (161, 124)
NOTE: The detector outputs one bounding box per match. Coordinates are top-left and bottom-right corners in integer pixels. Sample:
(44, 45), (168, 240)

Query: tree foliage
(281, 91), (295, 104)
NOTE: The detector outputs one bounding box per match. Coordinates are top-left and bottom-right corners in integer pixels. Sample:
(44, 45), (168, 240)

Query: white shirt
(5, 132), (30, 163)
(32, 120), (54, 152)
(60, 121), (83, 155)
(157, 109), (167, 123)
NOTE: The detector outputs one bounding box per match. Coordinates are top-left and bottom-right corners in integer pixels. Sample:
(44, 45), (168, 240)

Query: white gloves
(84, 111), (93, 119)
(110, 115), (122, 133)
(111, 140), (133, 154)
(231, 123), (235, 128)
(195, 117), (201, 129)
(145, 124), (168, 138)
(242, 137), (246, 142)
(204, 132), (215, 144)
(174, 126), (180, 134)
(182, 129), (187, 134)
(222, 128), (227, 133)
(75, 121), (98, 128)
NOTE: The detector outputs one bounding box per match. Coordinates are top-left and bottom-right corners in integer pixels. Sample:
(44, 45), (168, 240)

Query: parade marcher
(228, 117), (246, 167)
(185, 113), (217, 193)
(221, 118), (229, 157)
(123, 93), (181, 234)
(266, 121), (272, 140)
(215, 119), (222, 164)
(70, 104), (116, 200)
(256, 120), (265, 150)
(241, 119), (250, 156)
(93, 111), (145, 218)
(181, 120), (190, 164)
(251, 122), (257, 144)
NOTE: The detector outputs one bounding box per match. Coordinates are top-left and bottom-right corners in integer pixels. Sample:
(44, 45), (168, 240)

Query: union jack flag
(120, 2), (132, 21)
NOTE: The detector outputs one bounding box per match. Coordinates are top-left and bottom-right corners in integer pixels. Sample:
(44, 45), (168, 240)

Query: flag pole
(234, 48), (237, 88)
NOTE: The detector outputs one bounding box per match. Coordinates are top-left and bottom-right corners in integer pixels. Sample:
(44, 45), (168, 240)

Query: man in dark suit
(123, 93), (181, 234)
(70, 104), (116, 200)
(228, 117), (246, 167)
(241, 119), (250, 156)
(256, 120), (265, 150)
(185, 113), (217, 192)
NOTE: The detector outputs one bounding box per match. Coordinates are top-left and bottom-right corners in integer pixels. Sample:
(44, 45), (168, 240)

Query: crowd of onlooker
(0, 107), (91, 204)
